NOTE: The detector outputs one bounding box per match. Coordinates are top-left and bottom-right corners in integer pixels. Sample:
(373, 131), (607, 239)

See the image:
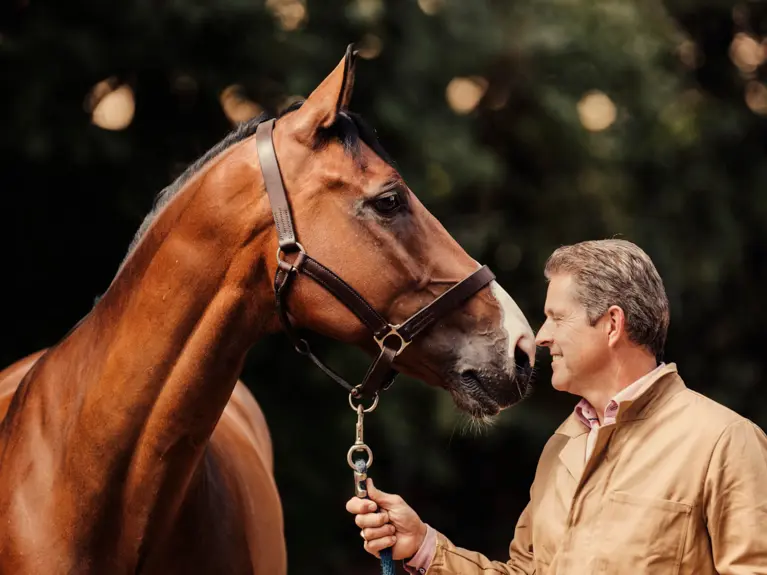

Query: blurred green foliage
(2, 0), (767, 572)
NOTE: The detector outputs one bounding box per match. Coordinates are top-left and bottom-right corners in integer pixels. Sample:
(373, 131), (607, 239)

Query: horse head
(255, 46), (536, 417)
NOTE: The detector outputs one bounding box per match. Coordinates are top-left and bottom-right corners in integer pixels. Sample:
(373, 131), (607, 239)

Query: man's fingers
(346, 497), (377, 514)
(365, 478), (400, 507)
(354, 510), (389, 529)
(362, 524), (396, 541)
(350, 481), (403, 561)
(362, 541), (379, 558)
(363, 536), (397, 557)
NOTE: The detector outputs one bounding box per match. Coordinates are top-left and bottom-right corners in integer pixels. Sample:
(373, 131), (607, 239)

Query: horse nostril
(459, 369), (484, 394)
(460, 369), (479, 384)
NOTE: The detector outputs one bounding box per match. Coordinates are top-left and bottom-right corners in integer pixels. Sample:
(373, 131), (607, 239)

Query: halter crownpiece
(255, 118), (496, 399)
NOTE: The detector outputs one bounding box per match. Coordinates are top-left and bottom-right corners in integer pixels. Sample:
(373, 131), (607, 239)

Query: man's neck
(581, 352), (658, 422)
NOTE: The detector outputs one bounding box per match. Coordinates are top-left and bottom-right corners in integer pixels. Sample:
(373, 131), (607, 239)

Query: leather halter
(255, 118), (496, 399)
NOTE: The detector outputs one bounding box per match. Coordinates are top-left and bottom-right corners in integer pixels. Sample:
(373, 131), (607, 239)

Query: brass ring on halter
(349, 390), (379, 412)
(374, 325), (411, 357)
(276, 242), (306, 273)
(347, 443), (374, 469)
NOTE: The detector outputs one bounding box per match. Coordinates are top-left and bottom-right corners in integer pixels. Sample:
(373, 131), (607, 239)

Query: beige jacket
(427, 363), (767, 574)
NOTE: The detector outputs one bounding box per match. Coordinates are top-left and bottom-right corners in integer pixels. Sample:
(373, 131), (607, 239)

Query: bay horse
(0, 46), (535, 574)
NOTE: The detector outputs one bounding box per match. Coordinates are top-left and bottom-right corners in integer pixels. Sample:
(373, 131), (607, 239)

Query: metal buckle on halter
(275, 242), (306, 274)
(373, 325), (411, 356)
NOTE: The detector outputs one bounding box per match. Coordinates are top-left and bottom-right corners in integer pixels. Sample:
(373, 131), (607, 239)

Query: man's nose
(534, 325), (551, 347)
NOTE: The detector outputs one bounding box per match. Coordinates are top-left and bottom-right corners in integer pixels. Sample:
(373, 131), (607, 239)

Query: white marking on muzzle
(489, 280), (535, 367)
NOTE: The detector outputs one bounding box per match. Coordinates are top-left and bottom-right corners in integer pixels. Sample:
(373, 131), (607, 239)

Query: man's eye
(372, 193), (403, 216)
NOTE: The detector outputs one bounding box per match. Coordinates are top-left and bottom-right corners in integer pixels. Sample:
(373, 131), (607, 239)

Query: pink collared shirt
(404, 524), (438, 574)
(404, 363), (666, 574)
(575, 363), (665, 461)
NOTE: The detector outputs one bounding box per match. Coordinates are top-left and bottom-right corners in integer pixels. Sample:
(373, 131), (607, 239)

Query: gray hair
(544, 239), (669, 359)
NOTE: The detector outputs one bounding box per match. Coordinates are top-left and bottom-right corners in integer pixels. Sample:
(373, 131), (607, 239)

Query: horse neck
(2, 137), (276, 556)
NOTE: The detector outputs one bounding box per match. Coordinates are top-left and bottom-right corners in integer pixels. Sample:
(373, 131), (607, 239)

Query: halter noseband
(255, 118), (495, 399)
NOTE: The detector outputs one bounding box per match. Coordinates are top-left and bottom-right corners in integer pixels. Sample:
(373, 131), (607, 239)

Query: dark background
(2, 0), (767, 572)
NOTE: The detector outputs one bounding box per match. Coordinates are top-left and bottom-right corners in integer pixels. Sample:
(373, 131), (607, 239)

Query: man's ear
(283, 43), (358, 144)
(605, 305), (626, 347)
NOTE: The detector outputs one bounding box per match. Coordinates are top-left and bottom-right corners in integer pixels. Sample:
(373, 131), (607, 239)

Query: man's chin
(551, 375), (571, 393)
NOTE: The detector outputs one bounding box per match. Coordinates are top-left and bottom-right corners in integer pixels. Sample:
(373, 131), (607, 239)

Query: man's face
(535, 273), (608, 394)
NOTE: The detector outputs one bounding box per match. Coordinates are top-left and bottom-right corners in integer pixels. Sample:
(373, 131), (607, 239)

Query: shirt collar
(574, 363), (666, 429)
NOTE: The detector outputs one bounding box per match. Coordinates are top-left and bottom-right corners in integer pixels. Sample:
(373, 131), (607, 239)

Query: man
(346, 239), (767, 574)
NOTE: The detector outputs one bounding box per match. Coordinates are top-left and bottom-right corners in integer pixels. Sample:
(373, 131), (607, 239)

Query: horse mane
(122, 102), (393, 266)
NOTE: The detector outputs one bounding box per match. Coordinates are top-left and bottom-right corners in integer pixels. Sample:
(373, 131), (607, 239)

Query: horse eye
(372, 193), (402, 216)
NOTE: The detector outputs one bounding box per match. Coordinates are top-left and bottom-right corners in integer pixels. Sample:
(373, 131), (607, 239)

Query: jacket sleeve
(704, 419), (767, 575)
(426, 502), (535, 575)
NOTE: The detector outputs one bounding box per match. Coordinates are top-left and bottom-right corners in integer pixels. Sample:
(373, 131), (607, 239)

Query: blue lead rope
(355, 458), (396, 575)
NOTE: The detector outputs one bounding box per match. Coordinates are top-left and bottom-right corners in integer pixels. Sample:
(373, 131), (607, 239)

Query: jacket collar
(554, 362), (685, 438)
(616, 362), (685, 422)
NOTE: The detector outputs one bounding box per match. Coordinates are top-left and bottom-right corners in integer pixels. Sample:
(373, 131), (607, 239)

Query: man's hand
(345, 478), (428, 560)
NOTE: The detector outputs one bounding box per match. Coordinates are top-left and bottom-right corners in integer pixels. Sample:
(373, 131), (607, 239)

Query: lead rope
(347, 394), (396, 575)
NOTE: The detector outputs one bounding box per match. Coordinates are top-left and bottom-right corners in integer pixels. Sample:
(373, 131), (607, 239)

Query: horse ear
(287, 44), (358, 143)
